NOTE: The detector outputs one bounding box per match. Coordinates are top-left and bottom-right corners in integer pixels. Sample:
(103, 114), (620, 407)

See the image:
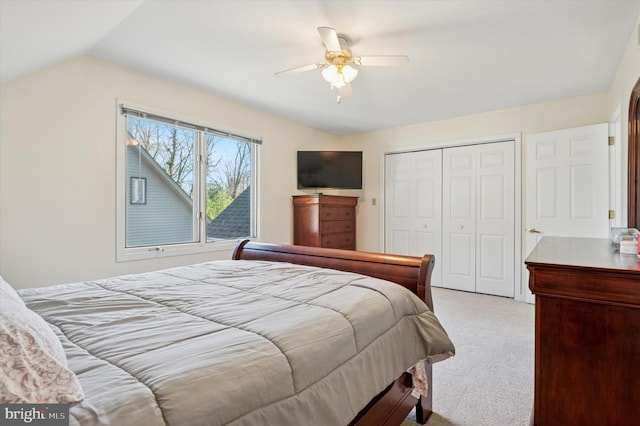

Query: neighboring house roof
(207, 187), (250, 239)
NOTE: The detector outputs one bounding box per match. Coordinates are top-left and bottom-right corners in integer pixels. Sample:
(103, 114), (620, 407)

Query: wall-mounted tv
(297, 151), (363, 190)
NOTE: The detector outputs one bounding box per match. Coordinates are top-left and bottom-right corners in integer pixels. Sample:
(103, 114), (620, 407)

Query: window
(117, 104), (260, 261)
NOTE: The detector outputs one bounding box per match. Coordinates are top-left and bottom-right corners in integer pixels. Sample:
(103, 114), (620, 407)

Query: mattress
(19, 260), (455, 426)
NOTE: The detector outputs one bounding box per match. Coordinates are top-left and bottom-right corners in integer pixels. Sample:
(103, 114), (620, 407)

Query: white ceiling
(1, 0), (639, 135)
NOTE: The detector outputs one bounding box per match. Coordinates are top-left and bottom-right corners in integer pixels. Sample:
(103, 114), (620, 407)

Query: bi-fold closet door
(442, 141), (515, 297)
(385, 140), (515, 297)
(385, 149), (443, 287)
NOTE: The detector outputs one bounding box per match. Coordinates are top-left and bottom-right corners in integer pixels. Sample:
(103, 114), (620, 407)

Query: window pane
(205, 134), (253, 241)
(125, 116), (196, 247)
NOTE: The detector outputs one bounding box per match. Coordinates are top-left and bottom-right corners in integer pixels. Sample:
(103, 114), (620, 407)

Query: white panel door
(385, 150), (443, 286)
(524, 123), (609, 302)
(475, 141), (515, 297)
(385, 152), (412, 255)
(442, 145), (476, 292)
(414, 150), (443, 286)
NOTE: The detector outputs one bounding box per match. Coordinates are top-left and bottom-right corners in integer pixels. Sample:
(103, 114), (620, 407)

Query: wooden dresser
(292, 194), (357, 250)
(525, 237), (640, 425)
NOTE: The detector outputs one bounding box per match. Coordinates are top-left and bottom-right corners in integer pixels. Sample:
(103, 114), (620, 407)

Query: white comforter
(19, 260), (455, 426)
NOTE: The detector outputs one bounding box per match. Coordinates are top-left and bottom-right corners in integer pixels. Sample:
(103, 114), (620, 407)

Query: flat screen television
(297, 151), (363, 189)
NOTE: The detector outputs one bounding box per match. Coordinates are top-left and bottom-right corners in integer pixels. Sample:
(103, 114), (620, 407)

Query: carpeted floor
(402, 287), (535, 426)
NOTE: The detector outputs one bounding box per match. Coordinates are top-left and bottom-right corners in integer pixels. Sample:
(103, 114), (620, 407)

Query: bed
(1, 240), (455, 426)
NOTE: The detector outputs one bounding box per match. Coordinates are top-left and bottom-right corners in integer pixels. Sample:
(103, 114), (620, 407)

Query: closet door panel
(385, 153), (412, 255)
(442, 146), (476, 292)
(390, 230), (410, 254)
(385, 150), (442, 286)
(448, 233), (474, 273)
(476, 141), (515, 297)
(479, 234), (505, 280)
(414, 150), (443, 286)
(386, 140), (515, 297)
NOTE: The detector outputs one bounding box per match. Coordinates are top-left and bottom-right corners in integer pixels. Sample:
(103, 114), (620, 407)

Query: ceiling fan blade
(274, 63), (325, 77)
(317, 26), (342, 52)
(355, 55), (409, 67)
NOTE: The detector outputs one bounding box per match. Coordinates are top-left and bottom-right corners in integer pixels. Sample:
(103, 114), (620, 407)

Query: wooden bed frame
(232, 240), (436, 425)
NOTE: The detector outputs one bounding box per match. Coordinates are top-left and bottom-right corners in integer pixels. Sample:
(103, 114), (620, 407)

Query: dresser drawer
(321, 206), (354, 221)
(321, 220), (354, 234)
(322, 233), (355, 249)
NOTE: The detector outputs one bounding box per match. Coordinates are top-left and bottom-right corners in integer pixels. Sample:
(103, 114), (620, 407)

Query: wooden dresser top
(525, 236), (640, 274)
(292, 194), (358, 206)
(526, 237), (640, 306)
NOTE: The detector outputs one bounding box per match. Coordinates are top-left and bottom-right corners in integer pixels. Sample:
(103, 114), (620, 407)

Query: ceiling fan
(275, 26), (409, 103)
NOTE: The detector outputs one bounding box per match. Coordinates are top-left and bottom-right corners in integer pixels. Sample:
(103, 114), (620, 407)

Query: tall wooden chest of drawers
(525, 237), (640, 425)
(292, 195), (357, 250)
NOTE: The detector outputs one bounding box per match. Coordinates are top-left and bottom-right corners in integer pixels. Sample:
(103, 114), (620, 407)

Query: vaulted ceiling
(1, 0), (639, 135)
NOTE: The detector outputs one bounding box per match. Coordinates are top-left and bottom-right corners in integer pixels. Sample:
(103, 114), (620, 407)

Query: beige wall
(344, 93), (610, 252)
(346, 17), (640, 254)
(2, 18), (638, 289)
(0, 56), (338, 288)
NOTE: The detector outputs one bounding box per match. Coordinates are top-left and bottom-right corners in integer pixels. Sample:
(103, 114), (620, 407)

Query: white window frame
(116, 100), (261, 262)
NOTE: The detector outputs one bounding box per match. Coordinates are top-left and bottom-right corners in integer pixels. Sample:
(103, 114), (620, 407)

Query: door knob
(527, 227), (541, 234)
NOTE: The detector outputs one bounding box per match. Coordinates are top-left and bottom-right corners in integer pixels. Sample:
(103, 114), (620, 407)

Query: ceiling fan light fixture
(341, 65), (358, 83)
(321, 64), (357, 89)
(321, 65), (343, 87)
(275, 27), (407, 103)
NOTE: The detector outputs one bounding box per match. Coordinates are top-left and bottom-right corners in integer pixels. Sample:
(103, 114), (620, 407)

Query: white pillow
(0, 277), (84, 404)
(1, 275), (25, 307)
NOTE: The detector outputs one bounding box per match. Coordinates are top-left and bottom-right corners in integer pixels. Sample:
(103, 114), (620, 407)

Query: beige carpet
(402, 287), (535, 426)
